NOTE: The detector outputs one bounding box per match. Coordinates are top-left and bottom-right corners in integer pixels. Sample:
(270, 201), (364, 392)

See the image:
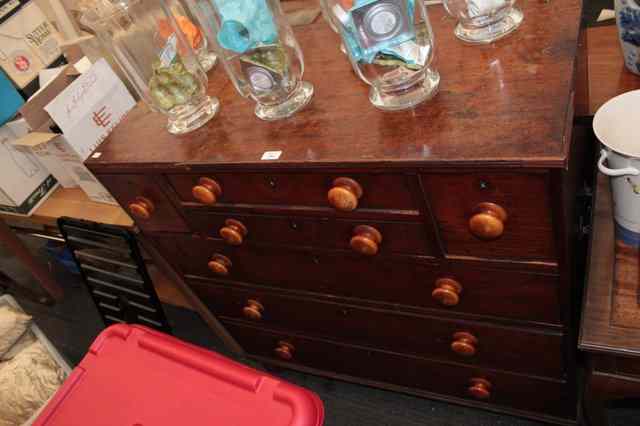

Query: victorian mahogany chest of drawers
(87, 0), (587, 423)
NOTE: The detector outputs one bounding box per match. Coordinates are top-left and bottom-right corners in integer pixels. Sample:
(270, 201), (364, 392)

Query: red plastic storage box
(34, 324), (324, 426)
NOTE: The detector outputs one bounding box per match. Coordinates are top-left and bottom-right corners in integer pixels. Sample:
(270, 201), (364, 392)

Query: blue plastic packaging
(336, 0), (416, 64)
(0, 69), (24, 126)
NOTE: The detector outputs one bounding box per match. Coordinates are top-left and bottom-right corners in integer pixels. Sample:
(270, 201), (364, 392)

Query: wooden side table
(584, 25), (640, 115)
(579, 25), (640, 426)
(580, 173), (640, 425)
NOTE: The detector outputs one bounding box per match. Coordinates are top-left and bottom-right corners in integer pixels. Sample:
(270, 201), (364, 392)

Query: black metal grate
(57, 218), (171, 333)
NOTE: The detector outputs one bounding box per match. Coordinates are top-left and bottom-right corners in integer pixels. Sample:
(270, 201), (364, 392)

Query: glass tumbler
(82, 0), (219, 134)
(328, 0), (439, 111)
(188, 0), (314, 121)
(442, 0), (523, 43)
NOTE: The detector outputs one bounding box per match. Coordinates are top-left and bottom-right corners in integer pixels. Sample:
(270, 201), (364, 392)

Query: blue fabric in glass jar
(332, 0), (416, 63)
(212, 0), (279, 53)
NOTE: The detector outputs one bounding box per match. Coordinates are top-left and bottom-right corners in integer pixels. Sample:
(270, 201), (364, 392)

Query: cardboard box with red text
(15, 58), (135, 204)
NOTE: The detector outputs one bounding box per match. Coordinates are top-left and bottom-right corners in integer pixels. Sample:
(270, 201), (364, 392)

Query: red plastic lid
(34, 324), (324, 426)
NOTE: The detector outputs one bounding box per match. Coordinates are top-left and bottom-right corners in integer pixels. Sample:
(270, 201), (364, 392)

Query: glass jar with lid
(187, 0), (314, 121)
(82, 0), (219, 134)
(327, 0), (439, 111)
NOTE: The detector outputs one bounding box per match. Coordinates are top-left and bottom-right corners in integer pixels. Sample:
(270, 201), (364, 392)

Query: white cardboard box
(0, 1), (64, 89)
(13, 130), (75, 187)
(14, 131), (117, 205)
(15, 58), (135, 205)
(44, 58), (136, 161)
(0, 118), (58, 215)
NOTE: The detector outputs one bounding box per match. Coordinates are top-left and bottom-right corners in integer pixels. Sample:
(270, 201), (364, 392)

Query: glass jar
(82, 0), (219, 134)
(166, 0), (217, 71)
(187, 0), (314, 121)
(320, 0), (340, 32)
(327, 0), (439, 111)
(442, 0), (523, 43)
(320, 0), (348, 53)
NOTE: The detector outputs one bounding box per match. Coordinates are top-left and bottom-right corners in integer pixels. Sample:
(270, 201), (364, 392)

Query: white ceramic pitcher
(594, 89), (640, 239)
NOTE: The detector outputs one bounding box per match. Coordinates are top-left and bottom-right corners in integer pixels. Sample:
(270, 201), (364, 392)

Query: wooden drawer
(155, 235), (561, 324)
(185, 211), (437, 256)
(167, 172), (417, 211)
(96, 174), (188, 233)
(190, 282), (564, 377)
(225, 322), (575, 420)
(422, 172), (556, 261)
(615, 356), (640, 378)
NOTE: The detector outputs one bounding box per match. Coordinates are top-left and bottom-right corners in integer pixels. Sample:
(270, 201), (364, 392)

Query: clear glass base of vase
(167, 95), (219, 135)
(369, 68), (440, 111)
(198, 51), (218, 72)
(454, 7), (523, 44)
(255, 81), (314, 121)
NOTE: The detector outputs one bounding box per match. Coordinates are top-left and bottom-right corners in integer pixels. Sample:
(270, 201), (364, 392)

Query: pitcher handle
(598, 149), (640, 176)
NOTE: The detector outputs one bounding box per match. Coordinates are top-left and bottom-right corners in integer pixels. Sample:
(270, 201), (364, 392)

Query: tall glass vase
(165, 0), (218, 71)
(82, 0), (219, 134)
(327, 0), (439, 111)
(188, 0), (314, 121)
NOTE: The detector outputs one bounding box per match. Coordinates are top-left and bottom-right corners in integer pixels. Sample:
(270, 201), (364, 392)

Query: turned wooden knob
(207, 253), (232, 276)
(192, 177), (222, 205)
(242, 299), (264, 320)
(327, 177), (363, 211)
(274, 341), (295, 360)
(220, 219), (248, 246)
(468, 202), (508, 240)
(468, 378), (492, 400)
(451, 331), (478, 357)
(432, 278), (463, 306)
(128, 196), (154, 220)
(350, 225), (383, 256)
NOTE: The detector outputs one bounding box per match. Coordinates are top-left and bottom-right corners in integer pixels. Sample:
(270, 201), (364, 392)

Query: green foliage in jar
(149, 58), (200, 111)
(240, 44), (287, 76)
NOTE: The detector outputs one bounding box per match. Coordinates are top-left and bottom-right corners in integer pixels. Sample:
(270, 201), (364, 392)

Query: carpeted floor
(1, 233), (638, 426)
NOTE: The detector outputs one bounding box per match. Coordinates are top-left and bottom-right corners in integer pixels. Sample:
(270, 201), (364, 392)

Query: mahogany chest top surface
(87, 0), (582, 171)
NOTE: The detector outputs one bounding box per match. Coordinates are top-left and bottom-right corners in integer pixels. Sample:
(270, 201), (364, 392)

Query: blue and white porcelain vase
(615, 0), (640, 75)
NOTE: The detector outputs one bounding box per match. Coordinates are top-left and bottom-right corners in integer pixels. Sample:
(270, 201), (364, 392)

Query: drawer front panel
(615, 356), (640, 378)
(190, 282), (564, 377)
(185, 212), (436, 256)
(225, 322), (575, 420)
(155, 235), (561, 324)
(168, 172), (417, 211)
(422, 172), (555, 261)
(97, 174), (187, 233)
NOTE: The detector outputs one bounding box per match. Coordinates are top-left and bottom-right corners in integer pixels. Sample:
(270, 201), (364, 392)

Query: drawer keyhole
(290, 220), (299, 231)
